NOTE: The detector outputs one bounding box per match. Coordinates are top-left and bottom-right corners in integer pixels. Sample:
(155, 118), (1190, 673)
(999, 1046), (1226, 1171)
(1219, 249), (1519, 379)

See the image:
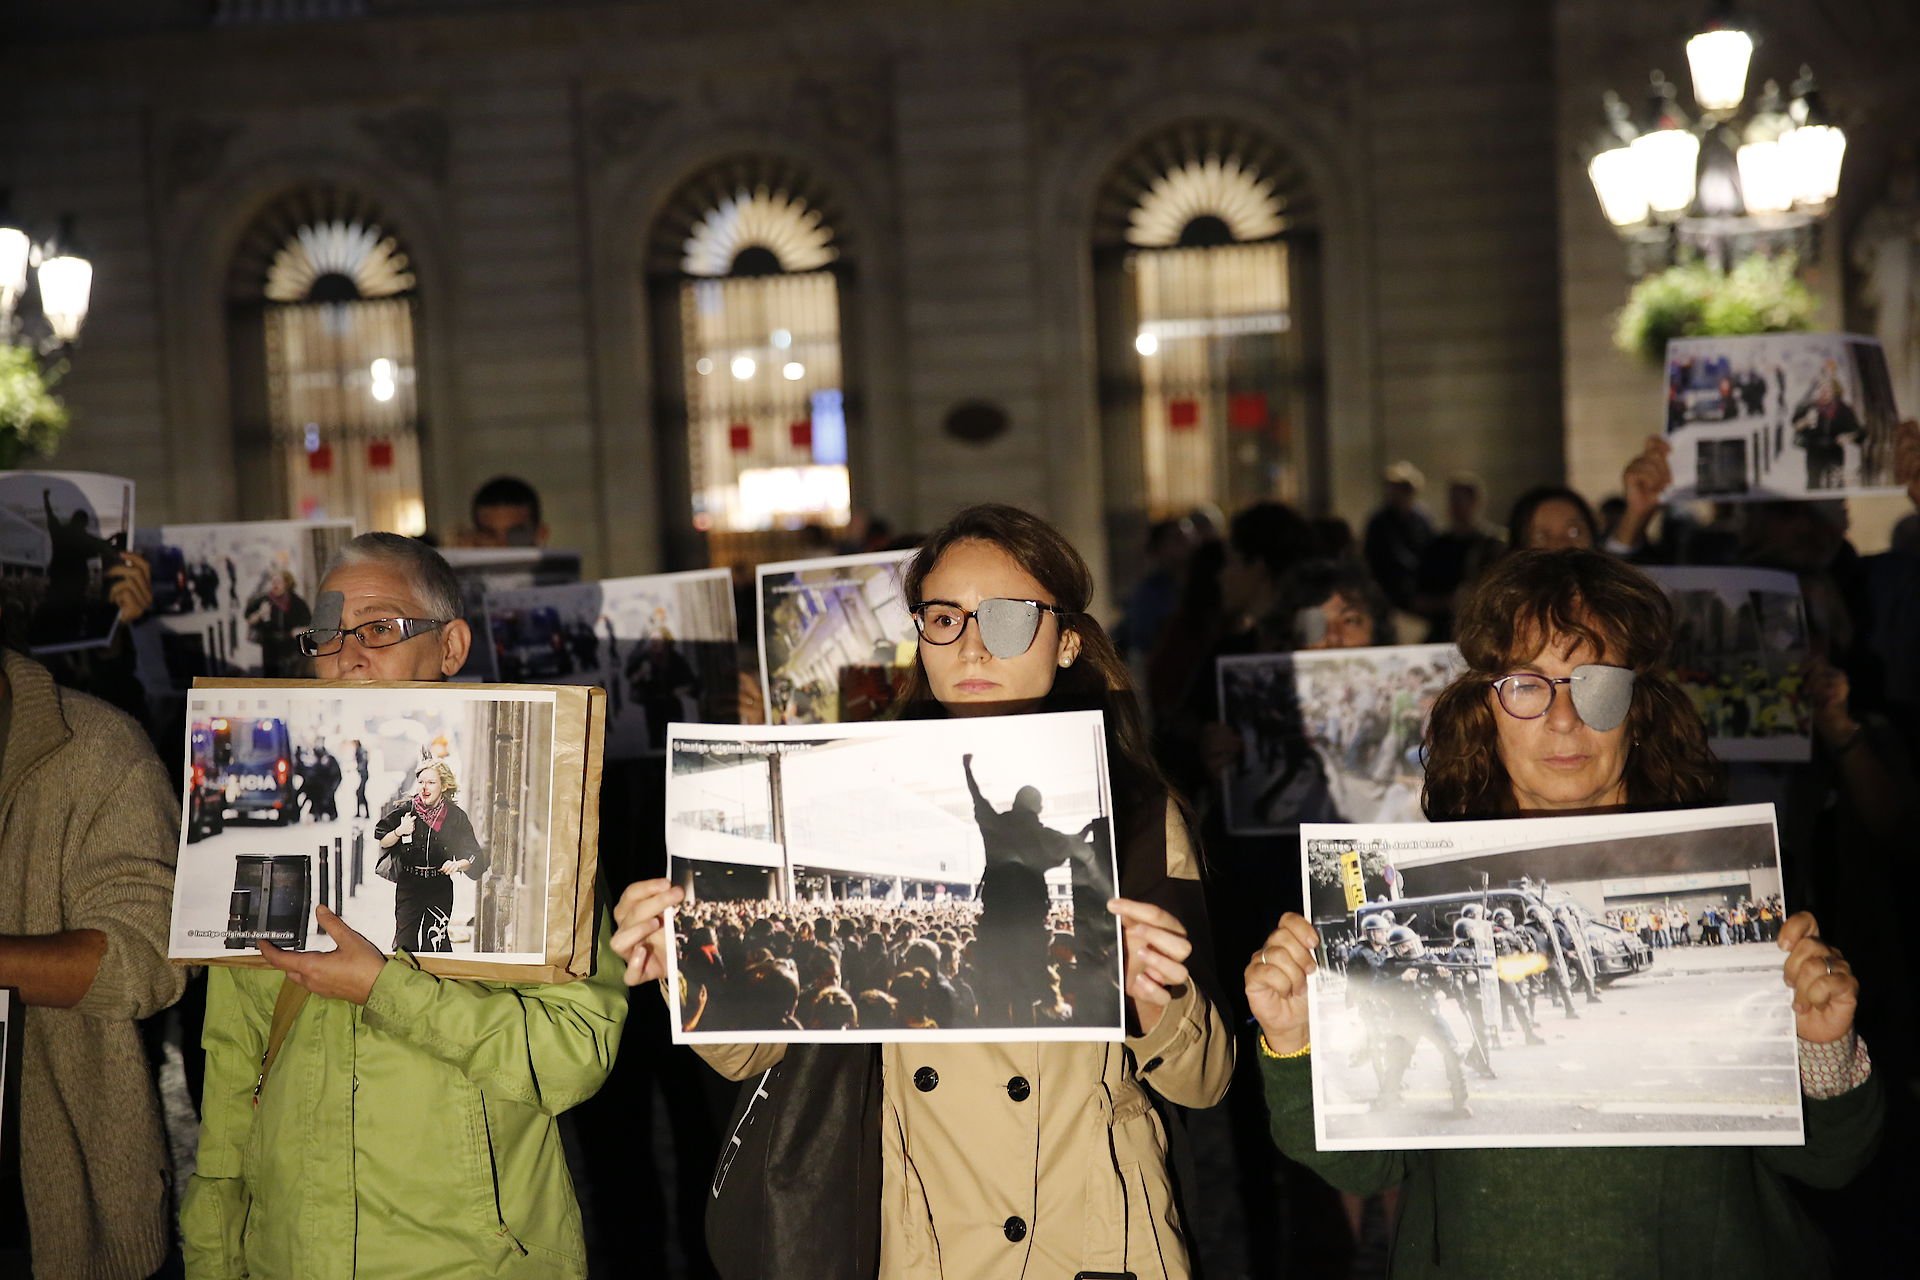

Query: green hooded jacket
(179, 914), (627, 1278)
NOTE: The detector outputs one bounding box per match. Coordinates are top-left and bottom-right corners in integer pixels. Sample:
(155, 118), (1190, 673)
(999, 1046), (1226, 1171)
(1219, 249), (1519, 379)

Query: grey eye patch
(1568, 663), (1636, 732)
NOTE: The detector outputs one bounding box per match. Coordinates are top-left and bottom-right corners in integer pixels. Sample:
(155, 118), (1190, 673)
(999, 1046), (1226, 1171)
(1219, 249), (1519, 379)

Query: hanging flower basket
(0, 345), (69, 470)
(1612, 253), (1818, 363)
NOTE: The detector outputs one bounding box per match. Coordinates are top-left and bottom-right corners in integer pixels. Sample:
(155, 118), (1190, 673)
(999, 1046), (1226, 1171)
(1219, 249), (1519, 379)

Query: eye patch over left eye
(1569, 663), (1635, 732)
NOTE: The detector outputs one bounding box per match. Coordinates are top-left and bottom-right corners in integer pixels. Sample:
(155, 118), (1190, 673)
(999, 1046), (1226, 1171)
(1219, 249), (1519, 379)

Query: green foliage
(0, 344), (69, 469)
(1613, 254), (1818, 363)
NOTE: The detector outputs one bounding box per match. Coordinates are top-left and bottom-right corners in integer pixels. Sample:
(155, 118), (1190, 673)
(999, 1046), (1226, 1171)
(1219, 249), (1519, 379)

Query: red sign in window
(368, 439), (395, 470)
(728, 423), (752, 452)
(307, 444), (334, 474)
(1228, 391), (1269, 432)
(790, 420), (813, 450)
(1168, 398), (1200, 430)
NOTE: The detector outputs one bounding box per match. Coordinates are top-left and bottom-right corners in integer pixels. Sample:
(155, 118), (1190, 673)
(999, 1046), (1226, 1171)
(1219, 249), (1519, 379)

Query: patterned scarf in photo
(412, 792), (448, 832)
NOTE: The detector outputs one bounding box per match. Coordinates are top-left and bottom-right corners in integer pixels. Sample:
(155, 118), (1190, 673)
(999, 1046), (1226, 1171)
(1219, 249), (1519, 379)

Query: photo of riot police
(1301, 805), (1801, 1150)
(1664, 333), (1903, 500)
(0, 470), (134, 654)
(664, 711), (1124, 1043)
(482, 569), (737, 758)
(756, 549), (918, 726)
(133, 520), (352, 687)
(168, 685), (557, 964)
(1647, 566), (1812, 762)
(1216, 645), (1464, 835)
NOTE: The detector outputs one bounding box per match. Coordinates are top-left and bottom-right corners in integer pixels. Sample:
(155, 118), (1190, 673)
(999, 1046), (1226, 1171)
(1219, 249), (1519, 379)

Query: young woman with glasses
(613, 503), (1233, 1278)
(1246, 548), (1881, 1276)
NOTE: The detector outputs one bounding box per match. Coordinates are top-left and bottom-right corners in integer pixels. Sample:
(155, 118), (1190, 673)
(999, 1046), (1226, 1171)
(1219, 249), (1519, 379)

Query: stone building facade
(7, 0), (1915, 593)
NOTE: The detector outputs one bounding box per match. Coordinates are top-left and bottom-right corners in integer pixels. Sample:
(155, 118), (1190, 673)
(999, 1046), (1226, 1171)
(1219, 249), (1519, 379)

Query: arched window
(1094, 122), (1323, 540)
(228, 186), (426, 533)
(647, 158), (851, 569)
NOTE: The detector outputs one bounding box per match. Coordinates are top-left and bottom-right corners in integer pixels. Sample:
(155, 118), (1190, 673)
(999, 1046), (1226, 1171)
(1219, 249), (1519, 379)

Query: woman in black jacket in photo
(375, 756), (487, 953)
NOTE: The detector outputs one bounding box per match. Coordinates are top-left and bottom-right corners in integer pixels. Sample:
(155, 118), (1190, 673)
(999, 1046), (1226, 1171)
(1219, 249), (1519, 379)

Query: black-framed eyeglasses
(296, 617), (448, 658)
(909, 598), (1074, 660)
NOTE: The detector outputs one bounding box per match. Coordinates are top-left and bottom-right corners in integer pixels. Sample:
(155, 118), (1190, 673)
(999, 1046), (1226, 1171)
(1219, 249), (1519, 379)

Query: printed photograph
(757, 549), (917, 725)
(168, 684), (558, 965)
(132, 520), (353, 688)
(1300, 805), (1801, 1150)
(1217, 645), (1464, 835)
(0, 470), (134, 654)
(1646, 566), (1812, 763)
(441, 546), (585, 682)
(482, 569), (737, 758)
(665, 711), (1124, 1043)
(1664, 332), (1903, 500)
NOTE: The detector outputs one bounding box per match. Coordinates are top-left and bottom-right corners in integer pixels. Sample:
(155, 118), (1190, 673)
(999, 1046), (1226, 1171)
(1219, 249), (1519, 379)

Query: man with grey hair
(181, 532), (628, 1278)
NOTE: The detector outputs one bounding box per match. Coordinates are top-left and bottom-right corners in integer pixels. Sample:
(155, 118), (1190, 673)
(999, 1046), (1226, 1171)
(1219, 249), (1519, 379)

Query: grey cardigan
(0, 651), (185, 1279)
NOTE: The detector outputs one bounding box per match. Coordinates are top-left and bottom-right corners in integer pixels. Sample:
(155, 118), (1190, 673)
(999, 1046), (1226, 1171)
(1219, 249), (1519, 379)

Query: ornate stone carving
(586, 89), (678, 163)
(163, 118), (241, 198)
(356, 106), (451, 186)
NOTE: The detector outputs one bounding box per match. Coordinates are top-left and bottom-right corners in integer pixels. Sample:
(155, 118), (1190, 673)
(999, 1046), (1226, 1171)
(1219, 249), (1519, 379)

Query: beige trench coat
(695, 806), (1234, 1279)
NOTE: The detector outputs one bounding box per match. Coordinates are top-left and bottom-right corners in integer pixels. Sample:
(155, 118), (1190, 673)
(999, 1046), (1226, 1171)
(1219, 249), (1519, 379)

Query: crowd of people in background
(1602, 897), (1790, 948)
(4, 419), (1916, 1279)
(669, 896), (1117, 1033)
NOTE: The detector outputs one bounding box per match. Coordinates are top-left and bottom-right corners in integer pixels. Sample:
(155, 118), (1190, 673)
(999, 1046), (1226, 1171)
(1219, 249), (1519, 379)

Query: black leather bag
(705, 1043), (883, 1280)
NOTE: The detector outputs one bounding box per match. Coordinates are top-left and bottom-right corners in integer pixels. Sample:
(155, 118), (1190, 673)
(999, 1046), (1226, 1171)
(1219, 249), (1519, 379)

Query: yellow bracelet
(1258, 1034), (1311, 1060)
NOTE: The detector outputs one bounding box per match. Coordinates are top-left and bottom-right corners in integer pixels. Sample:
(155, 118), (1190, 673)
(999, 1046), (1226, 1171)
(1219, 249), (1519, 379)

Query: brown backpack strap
(252, 978), (311, 1107)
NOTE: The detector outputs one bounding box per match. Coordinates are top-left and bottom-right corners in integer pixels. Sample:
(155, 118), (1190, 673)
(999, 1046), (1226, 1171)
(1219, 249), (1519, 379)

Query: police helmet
(1492, 907), (1515, 928)
(1453, 919), (1477, 942)
(1386, 925), (1422, 957)
(1381, 909), (1398, 925)
(1360, 913), (1388, 938)
(1459, 903), (1484, 919)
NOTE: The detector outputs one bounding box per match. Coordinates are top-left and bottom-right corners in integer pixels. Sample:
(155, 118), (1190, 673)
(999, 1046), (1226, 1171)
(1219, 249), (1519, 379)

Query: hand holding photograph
(1662, 333), (1902, 501)
(0, 470), (135, 654)
(665, 710), (1124, 1043)
(169, 679), (605, 982)
(1301, 805), (1802, 1150)
(132, 520), (353, 688)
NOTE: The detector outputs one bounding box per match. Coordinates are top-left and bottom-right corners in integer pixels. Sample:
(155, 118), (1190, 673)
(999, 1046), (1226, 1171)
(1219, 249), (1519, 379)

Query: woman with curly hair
(1246, 549), (1882, 1277)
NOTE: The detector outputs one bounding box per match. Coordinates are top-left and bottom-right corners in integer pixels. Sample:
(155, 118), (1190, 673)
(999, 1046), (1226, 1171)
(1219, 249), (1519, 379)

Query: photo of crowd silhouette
(665, 710), (1124, 1043)
(0, 470), (133, 654)
(481, 569), (736, 758)
(1664, 332), (1902, 500)
(1216, 644), (1464, 835)
(1646, 566), (1812, 762)
(756, 549), (918, 726)
(1300, 806), (1800, 1151)
(168, 684), (558, 966)
(132, 520), (352, 689)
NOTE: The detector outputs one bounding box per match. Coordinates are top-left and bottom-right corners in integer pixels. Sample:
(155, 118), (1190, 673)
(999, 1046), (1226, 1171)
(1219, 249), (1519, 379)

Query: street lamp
(0, 200), (94, 354)
(1586, 15), (1845, 274)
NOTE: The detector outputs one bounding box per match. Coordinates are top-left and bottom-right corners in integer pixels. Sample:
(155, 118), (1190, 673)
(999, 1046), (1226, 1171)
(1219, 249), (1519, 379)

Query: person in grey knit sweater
(0, 647), (186, 1279)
